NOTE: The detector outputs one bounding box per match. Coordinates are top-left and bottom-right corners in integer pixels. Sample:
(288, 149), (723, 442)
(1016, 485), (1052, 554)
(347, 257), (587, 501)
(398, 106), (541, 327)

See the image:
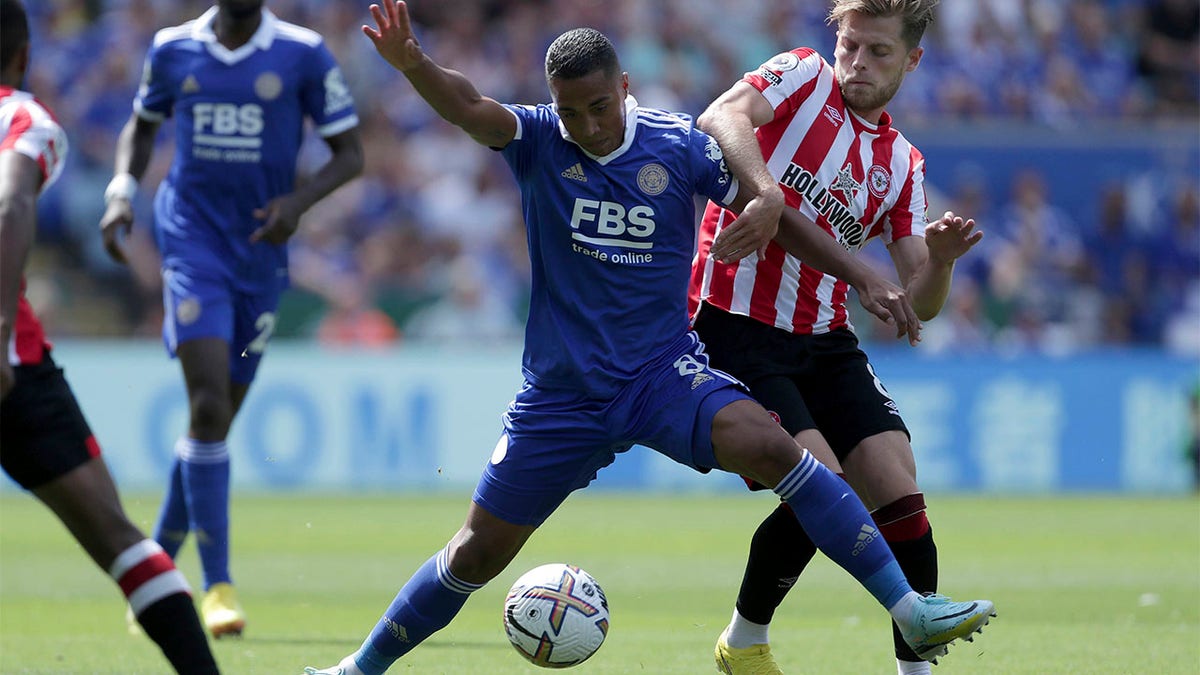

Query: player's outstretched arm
(0, 150), (42, 398)
(362, 0), (515, 148)
(774, 206), (921, 345)
(99, 114), (159, 265)
(698, 82), (778, 205)
(890, 210), (983, 321)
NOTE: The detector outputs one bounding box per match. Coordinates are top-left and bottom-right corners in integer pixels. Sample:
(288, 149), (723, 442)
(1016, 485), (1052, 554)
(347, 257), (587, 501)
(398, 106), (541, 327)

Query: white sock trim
(897, 657), (933, 675)
(128, 569), (191, 615)
(888, 590), (920, 619)
(724, 608), (770, 649)
(109, 539), (165, 579)
(435, 547), (484, 595)
(175, 436), (229, 463)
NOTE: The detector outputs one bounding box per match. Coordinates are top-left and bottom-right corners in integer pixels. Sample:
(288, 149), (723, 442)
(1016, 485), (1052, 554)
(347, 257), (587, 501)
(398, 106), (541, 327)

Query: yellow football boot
(714, 630), (784, 675)
(201, 582), (246, 638)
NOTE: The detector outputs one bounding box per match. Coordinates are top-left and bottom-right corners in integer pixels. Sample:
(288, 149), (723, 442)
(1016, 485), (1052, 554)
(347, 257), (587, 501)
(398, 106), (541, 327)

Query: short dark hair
(1, 0), (29, 71)
(544, 28), (620, 81)
(828, 0), (938, 49)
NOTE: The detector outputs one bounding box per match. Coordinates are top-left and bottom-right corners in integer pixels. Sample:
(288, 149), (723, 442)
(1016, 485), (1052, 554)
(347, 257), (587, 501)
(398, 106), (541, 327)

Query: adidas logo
(851, 523), (879, 556)
(561, 163), (587, 182)
(385, 618), (408, 642)
(181, 74), (200, 94)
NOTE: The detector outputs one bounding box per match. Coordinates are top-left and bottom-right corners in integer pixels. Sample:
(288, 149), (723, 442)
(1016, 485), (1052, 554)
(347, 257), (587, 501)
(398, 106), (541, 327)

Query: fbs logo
(561, 163), (587, 182)
(851, 523), (879, 556)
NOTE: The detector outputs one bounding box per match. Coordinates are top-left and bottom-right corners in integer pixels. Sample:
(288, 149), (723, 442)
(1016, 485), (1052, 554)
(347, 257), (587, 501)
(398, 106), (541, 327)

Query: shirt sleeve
(0, 99), (68, 192)
(688, 126), (738, 207)
(880, 147), (928, 244)
(301, 40), (359, 137)
(741, 48), (823, 124)
(498, 103), (544, 177)
(134, 39), (174, 122)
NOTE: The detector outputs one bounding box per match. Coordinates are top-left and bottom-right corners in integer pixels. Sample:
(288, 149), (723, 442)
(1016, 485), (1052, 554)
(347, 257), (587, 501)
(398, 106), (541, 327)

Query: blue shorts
(161, 267), (282, 384)
(473, 332), (751, 526)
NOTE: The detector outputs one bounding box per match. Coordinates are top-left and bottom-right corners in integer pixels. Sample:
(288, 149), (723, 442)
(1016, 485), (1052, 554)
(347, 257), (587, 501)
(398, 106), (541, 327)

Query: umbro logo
(823, 104), (843, 126)
(561, 163), (588, 182)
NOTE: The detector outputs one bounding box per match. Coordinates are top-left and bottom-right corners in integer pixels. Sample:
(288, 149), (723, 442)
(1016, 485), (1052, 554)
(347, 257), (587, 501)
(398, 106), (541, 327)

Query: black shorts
(693, 302), (908, 462)
(1, 352), (100, 490)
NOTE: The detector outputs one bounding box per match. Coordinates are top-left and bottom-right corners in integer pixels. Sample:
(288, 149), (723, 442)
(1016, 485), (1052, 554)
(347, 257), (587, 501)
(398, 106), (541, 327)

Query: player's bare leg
(33, 457), (219, 674)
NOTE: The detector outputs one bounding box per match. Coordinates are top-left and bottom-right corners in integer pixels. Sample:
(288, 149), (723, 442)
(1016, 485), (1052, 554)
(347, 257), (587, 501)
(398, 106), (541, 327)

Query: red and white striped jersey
(689, 48), (927, 335)
(1, 85), (68, 366)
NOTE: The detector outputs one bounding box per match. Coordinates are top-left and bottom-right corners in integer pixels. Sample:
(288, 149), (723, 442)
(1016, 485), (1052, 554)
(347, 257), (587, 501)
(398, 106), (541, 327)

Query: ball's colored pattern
(503, 563), (610, 668)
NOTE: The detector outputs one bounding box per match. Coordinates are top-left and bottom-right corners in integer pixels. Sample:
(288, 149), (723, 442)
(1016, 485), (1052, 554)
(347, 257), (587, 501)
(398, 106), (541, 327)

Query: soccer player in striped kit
(305, 2), (992, 673)
(0, 2), (219, 672)
(98, 0), (363, 638)
(690, 2), (986, 674)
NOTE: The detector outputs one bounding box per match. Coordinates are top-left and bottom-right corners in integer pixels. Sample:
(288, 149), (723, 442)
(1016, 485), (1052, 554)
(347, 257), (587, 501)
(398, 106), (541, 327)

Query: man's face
(832, 11), (921, 117)
(218, 0), (265, 20)
(549, 69), (628, 157)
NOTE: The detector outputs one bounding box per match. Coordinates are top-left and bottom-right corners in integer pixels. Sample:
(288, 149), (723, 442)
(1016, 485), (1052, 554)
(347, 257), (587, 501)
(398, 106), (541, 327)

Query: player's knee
(187, 389), (233, 436)
(717, 428), (802, 488)
(447, 531), (517, 584)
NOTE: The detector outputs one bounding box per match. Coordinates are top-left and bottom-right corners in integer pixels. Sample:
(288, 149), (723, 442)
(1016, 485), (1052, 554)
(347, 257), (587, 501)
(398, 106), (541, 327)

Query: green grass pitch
(1, 492), (1197, 674)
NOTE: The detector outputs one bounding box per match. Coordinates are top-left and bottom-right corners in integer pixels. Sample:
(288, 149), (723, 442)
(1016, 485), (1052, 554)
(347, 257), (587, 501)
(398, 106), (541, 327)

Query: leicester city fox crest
(705, 137), (730, 185)
(637, 163), (668, 196)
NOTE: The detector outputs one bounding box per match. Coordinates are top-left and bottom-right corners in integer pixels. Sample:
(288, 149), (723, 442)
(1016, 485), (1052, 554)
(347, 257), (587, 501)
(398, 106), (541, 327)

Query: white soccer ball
(503, 563), (610, 668)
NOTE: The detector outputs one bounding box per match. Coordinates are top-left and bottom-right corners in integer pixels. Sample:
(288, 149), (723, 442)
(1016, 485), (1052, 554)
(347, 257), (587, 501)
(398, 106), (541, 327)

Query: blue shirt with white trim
(500, 96), (738, 397)
(135, 7), (359, 292)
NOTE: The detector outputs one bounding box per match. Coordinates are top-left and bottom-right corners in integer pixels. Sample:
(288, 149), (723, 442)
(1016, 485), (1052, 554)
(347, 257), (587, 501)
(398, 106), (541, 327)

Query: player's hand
(925, 210), (983, 266)
(711, 190), (783, 263)
(853, 272), (922, 346)
(99, 199), (134, 265)
(362, 0), (425, 72)
(249, 195), (304, 245)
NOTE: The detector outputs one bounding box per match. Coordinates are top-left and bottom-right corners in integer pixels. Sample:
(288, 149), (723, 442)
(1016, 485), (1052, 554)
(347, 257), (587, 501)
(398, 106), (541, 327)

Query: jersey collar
(556, 94), (639, 166)
(191, 7), (278, 66)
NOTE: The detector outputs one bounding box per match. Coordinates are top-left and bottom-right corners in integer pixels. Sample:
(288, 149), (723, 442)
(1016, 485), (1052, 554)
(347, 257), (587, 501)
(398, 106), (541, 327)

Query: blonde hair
(827, 0), (938, 48)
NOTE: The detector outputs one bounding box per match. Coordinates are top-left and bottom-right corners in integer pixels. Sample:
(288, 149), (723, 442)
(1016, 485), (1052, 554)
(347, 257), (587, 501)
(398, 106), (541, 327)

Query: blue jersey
(135, 8), (358, 292)
(500, 96), (738, 398)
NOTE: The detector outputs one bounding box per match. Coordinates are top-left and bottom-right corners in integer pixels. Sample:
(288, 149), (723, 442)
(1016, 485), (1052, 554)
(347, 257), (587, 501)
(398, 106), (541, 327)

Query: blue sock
(774, 450), (911, 609)
(353, 547), (483, 674)
(178, 437), (231, 590)
(153, 455), (189, 559)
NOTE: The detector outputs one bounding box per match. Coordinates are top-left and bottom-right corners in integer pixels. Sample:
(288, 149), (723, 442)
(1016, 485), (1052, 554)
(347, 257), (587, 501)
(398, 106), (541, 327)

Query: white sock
(888, 591), (921, 623)
(723, 608), (770, 648)
(338, 656), (365, 675)
(897, 658), (932, 675)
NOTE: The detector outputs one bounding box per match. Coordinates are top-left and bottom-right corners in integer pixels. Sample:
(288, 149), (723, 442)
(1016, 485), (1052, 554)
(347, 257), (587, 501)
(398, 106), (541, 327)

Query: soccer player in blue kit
(98, 0), (363, 638)
(306, 2), (992, 673)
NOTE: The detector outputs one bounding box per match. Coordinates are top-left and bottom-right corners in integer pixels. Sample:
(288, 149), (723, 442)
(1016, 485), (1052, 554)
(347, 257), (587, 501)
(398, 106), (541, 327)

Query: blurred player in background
(98, 0), (363, 638)
(689, 1), (984, 673)
(305, 2), (992, 673)
(0, 1), (220, 672)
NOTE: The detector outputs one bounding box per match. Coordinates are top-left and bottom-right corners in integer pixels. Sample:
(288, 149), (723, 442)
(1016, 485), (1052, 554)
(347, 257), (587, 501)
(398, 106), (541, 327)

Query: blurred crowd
(20, 0), (1200, 353)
